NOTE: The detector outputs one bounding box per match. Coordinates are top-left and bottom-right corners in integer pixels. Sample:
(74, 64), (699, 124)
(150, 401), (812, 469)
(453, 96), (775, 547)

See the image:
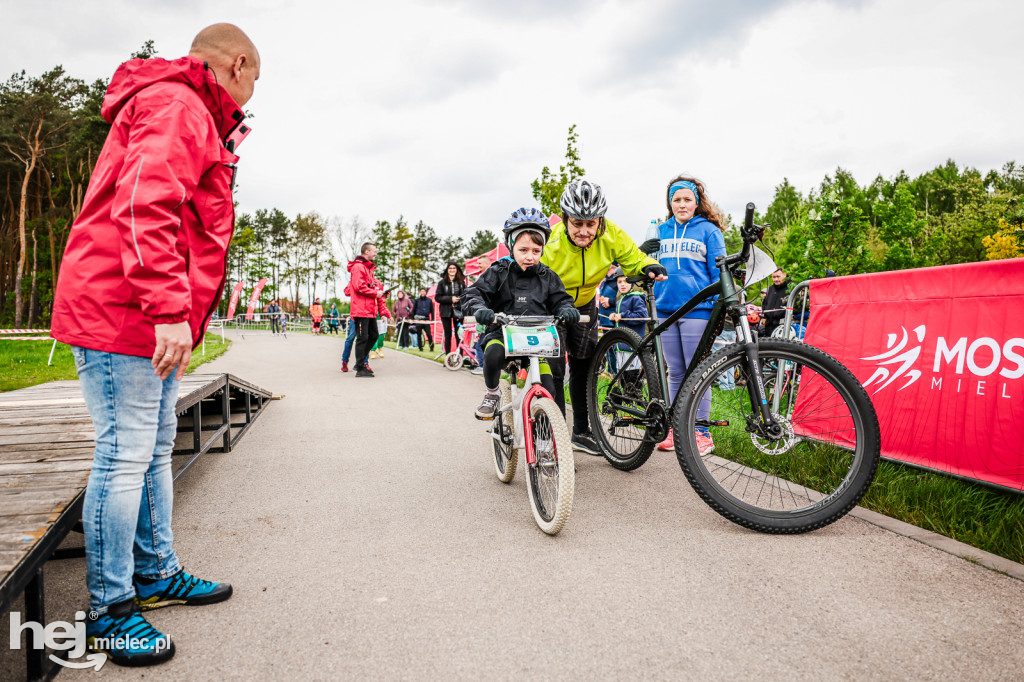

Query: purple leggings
(658, 315), (711, 427)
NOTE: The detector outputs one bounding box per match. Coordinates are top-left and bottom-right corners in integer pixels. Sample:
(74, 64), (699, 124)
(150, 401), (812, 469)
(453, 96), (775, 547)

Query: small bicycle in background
(474, 312), (588, 535)
(587, 203), (880, 534)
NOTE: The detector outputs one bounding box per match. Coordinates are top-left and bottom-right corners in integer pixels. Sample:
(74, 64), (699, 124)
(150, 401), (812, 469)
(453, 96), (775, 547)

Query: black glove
(639, 238), (660, 255)
(557, 306), (581, 325)
(474, 308), (495, 325)
(643, 263), (668, 279)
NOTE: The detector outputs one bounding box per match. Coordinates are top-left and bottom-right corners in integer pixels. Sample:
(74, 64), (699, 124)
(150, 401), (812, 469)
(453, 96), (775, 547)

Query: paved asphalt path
(10, 331), (1024, 681)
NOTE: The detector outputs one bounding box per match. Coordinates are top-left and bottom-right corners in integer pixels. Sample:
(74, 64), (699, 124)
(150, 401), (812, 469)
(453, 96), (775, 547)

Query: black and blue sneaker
(87, 598), (175, 667)
(134, 569), (233, 611)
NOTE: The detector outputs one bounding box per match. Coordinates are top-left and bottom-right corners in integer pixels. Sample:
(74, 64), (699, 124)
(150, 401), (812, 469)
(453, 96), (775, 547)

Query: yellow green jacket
(540, 219), (658, 306)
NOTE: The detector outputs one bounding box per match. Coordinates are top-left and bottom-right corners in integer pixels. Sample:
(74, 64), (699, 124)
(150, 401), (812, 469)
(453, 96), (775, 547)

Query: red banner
(245, 278), (269, 321)
(802, 258), (1024, 491)
(225, 282), (245, 320)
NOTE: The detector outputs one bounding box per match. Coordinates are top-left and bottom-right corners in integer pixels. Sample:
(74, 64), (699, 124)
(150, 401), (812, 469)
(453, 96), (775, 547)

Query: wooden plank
(0, 460), (93, 476)
(0, 442), (95, 454)
(0, 430), (95, 446)
(0, 449), (95, 465)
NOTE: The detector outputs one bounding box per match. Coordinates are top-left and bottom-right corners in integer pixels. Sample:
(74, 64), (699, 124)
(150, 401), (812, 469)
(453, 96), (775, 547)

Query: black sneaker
(571, 431), (602, 455)
(355, 368), (374, 378)
(475, 392), (500, 420)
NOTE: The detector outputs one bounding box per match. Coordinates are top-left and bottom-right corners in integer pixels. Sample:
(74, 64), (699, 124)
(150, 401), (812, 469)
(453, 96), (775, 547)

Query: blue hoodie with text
(652, 215), (726, 319)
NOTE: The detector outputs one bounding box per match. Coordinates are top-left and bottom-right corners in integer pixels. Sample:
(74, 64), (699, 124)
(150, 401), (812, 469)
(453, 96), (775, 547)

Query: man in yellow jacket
(540, 180), (667, 454)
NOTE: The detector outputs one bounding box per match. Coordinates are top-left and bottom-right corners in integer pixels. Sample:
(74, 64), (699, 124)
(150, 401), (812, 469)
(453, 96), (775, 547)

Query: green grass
(0, 336), (232, 393)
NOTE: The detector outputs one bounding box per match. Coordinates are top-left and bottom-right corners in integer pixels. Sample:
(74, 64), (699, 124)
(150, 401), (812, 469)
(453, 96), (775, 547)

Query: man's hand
(377, 290), (386, 298)
(599, 296), (610, 308)
(643, 263), (668, 282)
(152, 322), (192, 381)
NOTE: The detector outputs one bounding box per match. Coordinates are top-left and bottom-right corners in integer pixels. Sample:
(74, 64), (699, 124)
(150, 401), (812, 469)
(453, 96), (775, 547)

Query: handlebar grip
(744, 203), (755, 233)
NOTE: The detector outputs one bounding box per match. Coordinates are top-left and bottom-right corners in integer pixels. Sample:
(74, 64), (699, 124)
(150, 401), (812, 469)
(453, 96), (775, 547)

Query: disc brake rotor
(749, 412), (799, 455)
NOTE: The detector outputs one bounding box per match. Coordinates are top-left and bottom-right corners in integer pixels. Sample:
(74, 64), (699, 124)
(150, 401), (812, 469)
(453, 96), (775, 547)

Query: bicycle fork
(736, 313), (784, 439)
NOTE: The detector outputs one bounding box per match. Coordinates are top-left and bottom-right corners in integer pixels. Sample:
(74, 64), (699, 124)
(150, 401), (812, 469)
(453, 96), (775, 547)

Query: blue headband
(669, 181), (700, 205)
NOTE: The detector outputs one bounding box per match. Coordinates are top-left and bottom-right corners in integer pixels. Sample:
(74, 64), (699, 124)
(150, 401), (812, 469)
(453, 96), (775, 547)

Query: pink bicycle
(444, 321), (481, 371)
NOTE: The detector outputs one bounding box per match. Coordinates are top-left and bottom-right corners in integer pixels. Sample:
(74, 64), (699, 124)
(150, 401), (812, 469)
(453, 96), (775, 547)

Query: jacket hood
(102, 56), (246, 139)
(348, 255), (374, 273)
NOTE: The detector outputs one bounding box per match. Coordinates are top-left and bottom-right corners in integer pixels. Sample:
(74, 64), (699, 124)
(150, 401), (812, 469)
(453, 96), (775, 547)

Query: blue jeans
(71, 347), (181, 613)
(712, 329), (737, 390)
(342, 319), (356, 362)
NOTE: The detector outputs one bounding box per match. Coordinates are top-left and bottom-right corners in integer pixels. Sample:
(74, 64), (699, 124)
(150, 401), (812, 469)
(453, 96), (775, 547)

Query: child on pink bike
(462, 208), (579, 420)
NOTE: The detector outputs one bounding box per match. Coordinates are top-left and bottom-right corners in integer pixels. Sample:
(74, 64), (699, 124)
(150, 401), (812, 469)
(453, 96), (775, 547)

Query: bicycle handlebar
(466, 314), (591, 325)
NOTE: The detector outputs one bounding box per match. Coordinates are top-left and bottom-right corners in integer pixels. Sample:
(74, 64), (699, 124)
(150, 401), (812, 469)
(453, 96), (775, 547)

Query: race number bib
(503, 324), (561, 358)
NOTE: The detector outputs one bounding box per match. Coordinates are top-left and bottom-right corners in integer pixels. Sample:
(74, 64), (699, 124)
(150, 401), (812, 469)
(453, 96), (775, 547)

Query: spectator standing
(309, 297), (324, 334)
(471, 255), (492, 373)
(267, 299), (282, 335)
(327, 303), (340, 335)
(411, 287), (435, 352)
(347, 242), (391, 377)
(762, 268), (790, 337)
(48, 23), (258, 666)
(435, 262), (467, 354)
(393, 290), (414, 349)
(649, 174), (726, 455)
(597, 263), (619, 329)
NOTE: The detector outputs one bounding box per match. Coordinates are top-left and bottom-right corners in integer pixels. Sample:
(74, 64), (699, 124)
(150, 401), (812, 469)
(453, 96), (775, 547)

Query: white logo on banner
(861, 326), (1024, 398)
(861, 325), (926, 393)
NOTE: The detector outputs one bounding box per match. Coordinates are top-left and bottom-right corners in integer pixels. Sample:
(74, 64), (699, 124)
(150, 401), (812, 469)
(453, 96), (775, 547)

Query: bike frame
(507, 359), (554, 467)
(609, 205), (779, 434)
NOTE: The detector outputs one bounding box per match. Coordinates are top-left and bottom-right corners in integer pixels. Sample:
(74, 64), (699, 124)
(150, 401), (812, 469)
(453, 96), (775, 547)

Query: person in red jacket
(49, 24), (259, 667)
(347, 242), (392, 377)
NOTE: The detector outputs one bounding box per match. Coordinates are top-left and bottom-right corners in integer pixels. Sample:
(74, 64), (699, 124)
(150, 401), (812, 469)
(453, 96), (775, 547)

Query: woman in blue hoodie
(651, 175), (726, 455)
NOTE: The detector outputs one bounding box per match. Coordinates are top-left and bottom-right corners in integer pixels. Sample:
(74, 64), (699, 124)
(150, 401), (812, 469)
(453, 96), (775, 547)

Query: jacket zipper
(575, 247), (586, 305)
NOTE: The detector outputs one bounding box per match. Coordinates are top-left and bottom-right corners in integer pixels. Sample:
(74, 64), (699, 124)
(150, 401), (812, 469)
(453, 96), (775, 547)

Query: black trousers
(354, 317), (379, 369)
(397, 319), (411, 347)
(441, 316), (458, 353)
(551, 300), (599, 435)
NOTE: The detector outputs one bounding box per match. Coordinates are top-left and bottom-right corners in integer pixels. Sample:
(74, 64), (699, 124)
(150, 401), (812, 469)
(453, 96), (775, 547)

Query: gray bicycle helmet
(503, 207), (552, 250)
(560, 180), (608, 220)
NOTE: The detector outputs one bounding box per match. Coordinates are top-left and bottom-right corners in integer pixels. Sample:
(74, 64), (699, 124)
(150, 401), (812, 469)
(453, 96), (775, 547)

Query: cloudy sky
(4, 0), (1022, 248)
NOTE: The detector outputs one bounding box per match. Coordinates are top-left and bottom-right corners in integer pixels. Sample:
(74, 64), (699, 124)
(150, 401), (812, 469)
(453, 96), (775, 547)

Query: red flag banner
(245, 278), (269, 321)
(225, 282), (245, 320)
(800, 258), (1024, 491)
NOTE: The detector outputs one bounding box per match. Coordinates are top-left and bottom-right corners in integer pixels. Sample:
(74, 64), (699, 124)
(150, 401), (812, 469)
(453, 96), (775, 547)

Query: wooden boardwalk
(0, 373), (272, 680)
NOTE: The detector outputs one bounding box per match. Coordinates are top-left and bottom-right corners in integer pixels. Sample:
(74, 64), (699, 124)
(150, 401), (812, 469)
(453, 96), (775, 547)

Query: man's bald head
(190, 23), (260, 107)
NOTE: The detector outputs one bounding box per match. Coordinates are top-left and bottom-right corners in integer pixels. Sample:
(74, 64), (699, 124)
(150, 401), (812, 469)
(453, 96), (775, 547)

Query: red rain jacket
(51, 56), (248, 357)
(346, 257), (391, 319)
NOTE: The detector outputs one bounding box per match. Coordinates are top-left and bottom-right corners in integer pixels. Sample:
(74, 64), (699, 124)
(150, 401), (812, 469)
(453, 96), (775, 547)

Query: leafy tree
(982, 220), (1024, 260)
(130, 40), (159, 60)
(0, 66), (88, 325)
(466, 229), (498, 257)
(875, 183), (929, 270)
(531, 124), (585, 217)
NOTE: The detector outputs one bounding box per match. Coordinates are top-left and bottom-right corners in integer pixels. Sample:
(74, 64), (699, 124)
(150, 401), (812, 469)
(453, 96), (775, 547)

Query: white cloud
(2, 0), (1021, 251)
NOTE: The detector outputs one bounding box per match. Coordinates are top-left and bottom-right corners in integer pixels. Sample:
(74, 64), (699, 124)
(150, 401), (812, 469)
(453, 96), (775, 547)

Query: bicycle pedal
(709, 420), (730, 427)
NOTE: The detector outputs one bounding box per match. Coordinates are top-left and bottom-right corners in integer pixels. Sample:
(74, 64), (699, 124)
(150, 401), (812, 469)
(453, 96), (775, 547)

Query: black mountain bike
(587, 204), (880, 534)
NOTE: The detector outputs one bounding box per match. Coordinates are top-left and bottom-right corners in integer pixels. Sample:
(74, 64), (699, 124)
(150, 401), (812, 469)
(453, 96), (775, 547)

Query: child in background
(608, 269), (648, 389)
(461, 208), (578, 420)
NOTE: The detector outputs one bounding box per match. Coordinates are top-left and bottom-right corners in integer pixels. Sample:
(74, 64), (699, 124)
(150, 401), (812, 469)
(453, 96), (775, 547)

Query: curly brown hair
(665, 174), (725, 232)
